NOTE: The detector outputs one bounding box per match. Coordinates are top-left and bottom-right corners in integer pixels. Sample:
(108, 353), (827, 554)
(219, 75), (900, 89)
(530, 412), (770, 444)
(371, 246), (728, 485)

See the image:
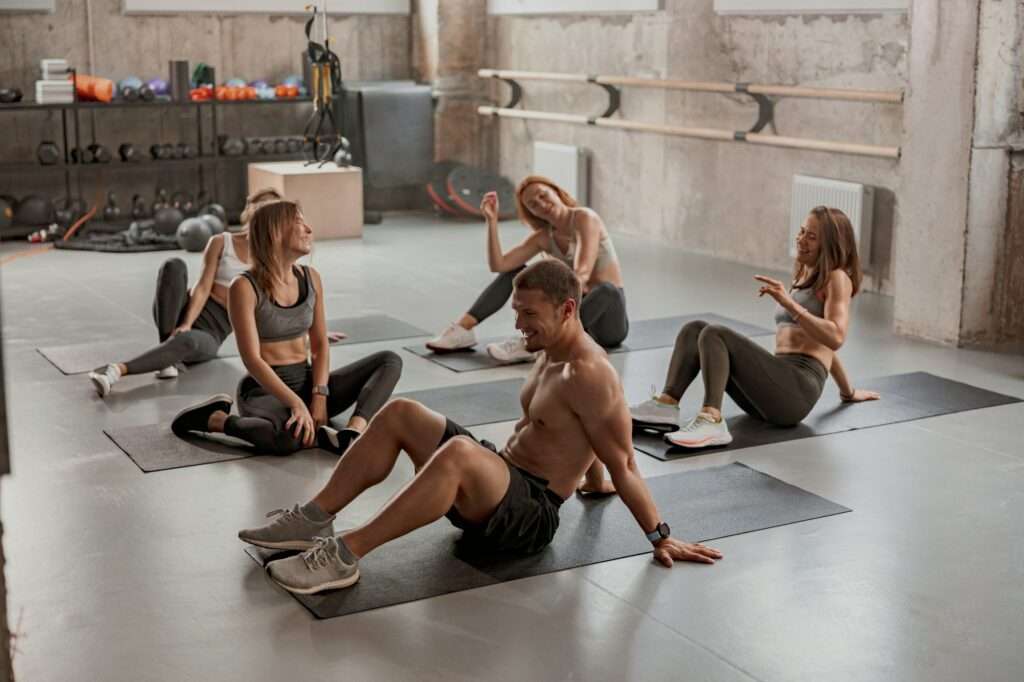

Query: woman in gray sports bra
(425, 175), (628, 364)
(171, 200), (402, 456)
(630, 206), (880, 449)
(87, 188), (283, 399)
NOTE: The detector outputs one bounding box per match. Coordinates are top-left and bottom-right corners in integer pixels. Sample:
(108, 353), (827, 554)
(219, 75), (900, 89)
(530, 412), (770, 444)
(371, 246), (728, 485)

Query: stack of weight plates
(425, 161), (517, 220)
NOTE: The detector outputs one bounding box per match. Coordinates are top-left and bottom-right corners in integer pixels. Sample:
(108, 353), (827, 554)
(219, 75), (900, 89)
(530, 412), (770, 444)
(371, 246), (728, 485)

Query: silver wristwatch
(312, 384), (330, 397)
(646, 521), (670, 545)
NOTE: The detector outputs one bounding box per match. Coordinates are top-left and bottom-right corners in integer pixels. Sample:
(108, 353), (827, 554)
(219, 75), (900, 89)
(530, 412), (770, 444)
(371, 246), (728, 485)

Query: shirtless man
(238, 260), (722, 594)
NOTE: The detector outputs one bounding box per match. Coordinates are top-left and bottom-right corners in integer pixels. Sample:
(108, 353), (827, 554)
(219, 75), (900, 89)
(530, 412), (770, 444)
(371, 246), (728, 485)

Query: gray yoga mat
(105, 424), (256, 472)
(38, 314), (430, 375)
(634, 372), (1023, 461)
(405, 313), (772, 373)
(245, 462), (850, 619)
(394, 378), (525, 427)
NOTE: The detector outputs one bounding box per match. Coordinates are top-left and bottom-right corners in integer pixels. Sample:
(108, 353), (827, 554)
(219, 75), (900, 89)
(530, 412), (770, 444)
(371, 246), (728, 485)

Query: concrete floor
(1, 214), (1022, 682)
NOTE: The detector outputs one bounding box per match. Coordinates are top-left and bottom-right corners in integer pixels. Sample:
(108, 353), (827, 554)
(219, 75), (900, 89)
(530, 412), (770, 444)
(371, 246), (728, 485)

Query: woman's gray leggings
(223, 351), (403, 455)
(467, 267), (629, 347)
(664, 320), (827, 426)
(123, 258), (230, 375)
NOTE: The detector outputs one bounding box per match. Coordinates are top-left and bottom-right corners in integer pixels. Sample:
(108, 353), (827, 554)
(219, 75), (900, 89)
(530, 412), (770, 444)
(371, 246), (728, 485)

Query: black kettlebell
(120, 85), (139, 101)
(89, 143), (112, 164)
(286, 137), (302, 154)
(131, 194), (149, 220)
(71, 147), (94, 164)
(138, 84), (155, 102)
(118, 143), (138, 163)
(103, 192), (121, 223)
(177, 143), (196, 159)
(153, 188), (170, 212)
(273, 138), (288, 155)
(37, 141), (61, 165)
(219, 136), (244, 157)
(0, 88), (23, 104)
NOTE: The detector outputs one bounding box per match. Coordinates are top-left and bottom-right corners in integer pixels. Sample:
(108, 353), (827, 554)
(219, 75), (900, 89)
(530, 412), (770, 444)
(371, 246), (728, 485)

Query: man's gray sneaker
(267, 535), (360, 594)
(237, 504), (335, 551)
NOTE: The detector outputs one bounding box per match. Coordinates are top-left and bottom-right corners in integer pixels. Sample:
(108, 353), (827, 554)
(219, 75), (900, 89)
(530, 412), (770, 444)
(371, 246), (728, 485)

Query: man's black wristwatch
(646, 521), (670, 545)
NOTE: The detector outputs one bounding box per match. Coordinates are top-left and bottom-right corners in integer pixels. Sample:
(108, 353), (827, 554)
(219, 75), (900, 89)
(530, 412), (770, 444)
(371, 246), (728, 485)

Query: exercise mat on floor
(106, 423), (344, 473)
(634, 372), (1023, 461)
(39, 314), (430, 375)
(105, 424), (254, 472)
(245, 462), (849, 619)
(394, 378), (525, 426)
(404, 313), (773, 373)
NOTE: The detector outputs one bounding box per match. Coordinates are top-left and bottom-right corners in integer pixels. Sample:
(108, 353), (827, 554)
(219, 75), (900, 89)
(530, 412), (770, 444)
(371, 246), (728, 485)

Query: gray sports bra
(240, 266), (316, 342)
(775, 286), (825, 327)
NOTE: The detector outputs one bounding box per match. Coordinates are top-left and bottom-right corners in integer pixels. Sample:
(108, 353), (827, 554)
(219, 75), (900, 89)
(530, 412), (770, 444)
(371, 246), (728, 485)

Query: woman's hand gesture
(286, 401), (317, 447)
(754, 275), (790, 305)
(481, 191), (499, 224)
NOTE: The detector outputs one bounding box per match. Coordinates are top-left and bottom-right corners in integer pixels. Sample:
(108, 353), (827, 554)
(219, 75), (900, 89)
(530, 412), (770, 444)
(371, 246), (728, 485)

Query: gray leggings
(123, 258), (231, 375)
(664, 320), (827, 426)
(223, 351), (403, 455)
(467, 267), (629, 347)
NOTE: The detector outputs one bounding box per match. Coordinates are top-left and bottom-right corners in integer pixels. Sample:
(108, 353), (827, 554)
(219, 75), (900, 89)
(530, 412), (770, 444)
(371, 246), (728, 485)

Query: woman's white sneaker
(425, 323), (477, 352)
(155, 366), (179, 380)
(629, 389), (681, 428)
(88, 363), (121, 398)
(664, 412), (732, 448)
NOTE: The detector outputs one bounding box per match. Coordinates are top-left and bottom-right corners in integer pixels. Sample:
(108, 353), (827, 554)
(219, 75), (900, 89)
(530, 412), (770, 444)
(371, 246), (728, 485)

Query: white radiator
(533, 142), (589, 205)
(789, 174), (874, 264)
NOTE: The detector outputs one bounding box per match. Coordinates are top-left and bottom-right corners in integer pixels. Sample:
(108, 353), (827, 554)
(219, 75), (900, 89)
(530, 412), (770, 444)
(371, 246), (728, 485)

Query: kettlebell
(138, 84), (155, 102)
(153, 188), (170, 212)
(118, 143), (138, 163)
(37, 141), (61, 166)
(131, 194), (149, 220)
(172, 190), (195, 216)
(176, 143), (196, 159)
(103, 192), (121, 223)
(71, 147), (94, 164)
(88, 143), (112, 164)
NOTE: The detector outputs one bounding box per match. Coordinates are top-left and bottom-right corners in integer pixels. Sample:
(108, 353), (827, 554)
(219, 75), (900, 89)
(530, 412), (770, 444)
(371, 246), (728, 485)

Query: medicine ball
(200, 202), (227, 226)
(198, 213), (224, 236)
(176, 217), (213, 252)
(14, 195), (56, 226)
(153, 206), (184, 235)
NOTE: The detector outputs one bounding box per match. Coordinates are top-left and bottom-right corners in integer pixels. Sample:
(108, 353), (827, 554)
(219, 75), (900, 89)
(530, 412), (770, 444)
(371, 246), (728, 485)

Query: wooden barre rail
(478, 68), (904, 105)
(477, 105), (901, 160)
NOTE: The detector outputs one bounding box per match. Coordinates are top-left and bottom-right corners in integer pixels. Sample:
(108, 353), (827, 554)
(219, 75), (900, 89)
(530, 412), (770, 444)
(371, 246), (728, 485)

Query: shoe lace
(265, 506), (300, 525)
(680, 414), (711, 432)
(301, 536), (337, 571)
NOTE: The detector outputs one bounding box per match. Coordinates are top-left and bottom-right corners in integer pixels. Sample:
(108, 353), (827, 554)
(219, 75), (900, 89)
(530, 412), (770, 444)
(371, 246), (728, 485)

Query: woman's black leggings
(466, 267), (629, 347)
(223, 351), (403, 455)
(663, 320), (828, 426)
(123, 258), (231, 375)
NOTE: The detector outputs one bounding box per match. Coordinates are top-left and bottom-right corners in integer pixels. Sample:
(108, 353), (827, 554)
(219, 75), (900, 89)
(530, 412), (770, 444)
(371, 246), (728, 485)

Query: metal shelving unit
(0, 96), (313, 213)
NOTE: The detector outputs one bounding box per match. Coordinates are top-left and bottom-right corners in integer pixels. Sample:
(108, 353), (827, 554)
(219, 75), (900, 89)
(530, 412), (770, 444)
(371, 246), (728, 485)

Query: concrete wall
(487, 1), (908, 293)
(0, 0), (410, 215)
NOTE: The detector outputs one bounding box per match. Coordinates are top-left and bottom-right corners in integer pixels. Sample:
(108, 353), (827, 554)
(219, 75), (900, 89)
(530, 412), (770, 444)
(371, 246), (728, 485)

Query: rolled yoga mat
(405, 313), (772, 373)
(244, 462), (850, 619)
(38, 314), (430, 375)
(633, 371), (1023, 461)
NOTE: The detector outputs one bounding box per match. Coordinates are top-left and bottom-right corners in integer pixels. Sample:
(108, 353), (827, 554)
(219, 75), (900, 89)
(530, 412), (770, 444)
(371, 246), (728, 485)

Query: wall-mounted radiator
(533, 142), (589, 205)
(790, 174), (874, 264)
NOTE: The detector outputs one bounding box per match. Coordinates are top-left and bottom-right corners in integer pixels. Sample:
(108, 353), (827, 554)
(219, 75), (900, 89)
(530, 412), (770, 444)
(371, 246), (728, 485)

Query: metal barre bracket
(587, 75), (621, 119)
(493, 76), (523, 110)
(735, 83), (776, 134)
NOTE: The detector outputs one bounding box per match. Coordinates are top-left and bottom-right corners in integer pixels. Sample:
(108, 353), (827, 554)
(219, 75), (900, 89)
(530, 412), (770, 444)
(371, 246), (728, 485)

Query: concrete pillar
(433, 0), (492, 167)
(896, 0), (1024, 350)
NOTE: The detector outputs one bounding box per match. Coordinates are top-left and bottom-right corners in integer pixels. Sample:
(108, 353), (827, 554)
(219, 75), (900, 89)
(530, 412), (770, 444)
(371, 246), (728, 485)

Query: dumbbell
(88, 143), (112, 164)
(118, 143), (139, 163)
(71, 147), (94, 164)
(37, 141), (61, 165)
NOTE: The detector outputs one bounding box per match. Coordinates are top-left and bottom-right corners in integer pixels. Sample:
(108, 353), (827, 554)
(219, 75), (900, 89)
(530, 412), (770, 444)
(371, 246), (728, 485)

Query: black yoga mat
(394, 378), (525, 427)
(405, 313), (772, 373)
(245, 462), (850, 619)
(634, 372), (1023, 461)
(38, 314), (429, 375)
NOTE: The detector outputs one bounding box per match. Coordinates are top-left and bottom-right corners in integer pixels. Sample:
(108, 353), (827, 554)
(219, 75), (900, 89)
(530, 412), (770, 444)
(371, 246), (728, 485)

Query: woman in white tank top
(426, 175), (629, 363)
(87, 188), (280, 398)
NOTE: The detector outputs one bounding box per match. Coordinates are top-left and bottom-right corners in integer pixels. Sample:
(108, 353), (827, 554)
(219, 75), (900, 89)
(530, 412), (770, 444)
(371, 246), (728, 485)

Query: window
(488, 0), (662, 15)
(0, 0), (55, 12)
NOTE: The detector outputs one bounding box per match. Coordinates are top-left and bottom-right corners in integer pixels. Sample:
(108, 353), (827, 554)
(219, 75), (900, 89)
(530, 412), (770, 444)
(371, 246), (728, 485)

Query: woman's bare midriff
(209, 283), (229, 309)
(774, 326), (833, 371)
(256, 336), (308, 368)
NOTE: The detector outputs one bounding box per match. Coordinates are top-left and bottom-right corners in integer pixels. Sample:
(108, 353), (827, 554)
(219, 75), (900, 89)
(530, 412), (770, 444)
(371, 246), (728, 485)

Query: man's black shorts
(439, 418), (564, 555)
